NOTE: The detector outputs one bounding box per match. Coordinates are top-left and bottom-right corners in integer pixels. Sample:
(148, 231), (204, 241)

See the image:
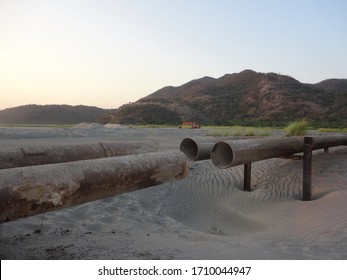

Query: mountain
(101, 70), (347, 127)
(0, 104), (111, 124)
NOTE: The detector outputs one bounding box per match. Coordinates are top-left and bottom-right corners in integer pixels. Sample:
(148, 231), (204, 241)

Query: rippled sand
(0, 127), (346, 259)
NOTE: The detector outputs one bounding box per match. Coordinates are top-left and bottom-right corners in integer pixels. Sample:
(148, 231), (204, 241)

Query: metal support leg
(324, 147), (329, 153)
(303, 137), (313, 201)
(244, 162), (252, 191)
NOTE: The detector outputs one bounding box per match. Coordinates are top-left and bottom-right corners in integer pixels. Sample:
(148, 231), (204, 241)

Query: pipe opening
(179, 138), (198, 161)
(211, 141), (234, 168)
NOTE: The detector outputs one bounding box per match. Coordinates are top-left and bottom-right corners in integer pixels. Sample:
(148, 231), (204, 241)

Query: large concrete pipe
(179, 138), (216, 161)
(311, 135), (347, 149)
(0, 140), (159, 170)
(0, 151), (188, 223)
(179, 136), (264, 161)
(211, 137), (305, 168)
(211, 135), (347, 169)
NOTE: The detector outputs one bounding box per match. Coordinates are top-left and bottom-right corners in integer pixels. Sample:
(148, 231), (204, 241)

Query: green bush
(285, 119), (309, 136)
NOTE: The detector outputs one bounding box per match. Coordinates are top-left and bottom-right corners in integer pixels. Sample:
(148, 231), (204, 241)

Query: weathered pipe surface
(179, 136), (263, 161)
(180, 138), (216, 161)
(0, 150), (188, 223)
(311, 135), (347, 150)
(0, 140), (159, 170)
(211, 137), (305, 168)
(211, 135), (347, 169)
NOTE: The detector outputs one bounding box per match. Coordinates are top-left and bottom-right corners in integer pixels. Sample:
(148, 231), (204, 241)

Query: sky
(1, 0), (346, 110)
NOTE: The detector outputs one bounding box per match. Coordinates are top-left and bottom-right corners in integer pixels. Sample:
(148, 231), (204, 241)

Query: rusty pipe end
(180, 138), (198, 161)
(211, 141), (234, 168)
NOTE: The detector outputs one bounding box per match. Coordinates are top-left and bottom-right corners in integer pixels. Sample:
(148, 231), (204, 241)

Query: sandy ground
(0, 126), (347, 260)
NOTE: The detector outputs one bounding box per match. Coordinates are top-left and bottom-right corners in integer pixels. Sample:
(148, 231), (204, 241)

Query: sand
(0, 126), (346, 259)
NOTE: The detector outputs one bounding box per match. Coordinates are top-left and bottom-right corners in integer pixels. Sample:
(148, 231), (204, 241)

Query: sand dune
(0, 126), (346, 259)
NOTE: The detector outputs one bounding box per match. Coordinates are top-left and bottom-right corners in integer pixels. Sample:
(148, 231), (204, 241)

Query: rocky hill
(0, 104), (111, 124)
(101, 70), (347, 127)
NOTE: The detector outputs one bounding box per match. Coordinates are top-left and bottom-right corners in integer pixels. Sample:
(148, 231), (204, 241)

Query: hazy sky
(1, 0), (346, 110)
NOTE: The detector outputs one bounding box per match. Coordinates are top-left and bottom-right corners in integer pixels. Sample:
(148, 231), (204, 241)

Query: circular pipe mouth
(211, 141), (234, 168)
(179, 138), (198, 161)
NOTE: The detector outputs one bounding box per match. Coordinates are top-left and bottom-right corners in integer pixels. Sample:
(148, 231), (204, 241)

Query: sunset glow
(1, 0), (346, 110)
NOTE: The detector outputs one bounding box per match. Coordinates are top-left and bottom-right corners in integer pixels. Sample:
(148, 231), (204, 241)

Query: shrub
(285, 119), (309, 136)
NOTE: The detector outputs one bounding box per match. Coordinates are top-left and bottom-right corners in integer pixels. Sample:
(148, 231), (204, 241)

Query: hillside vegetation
(101, 70), (347, 127)
(0, 104), (110, 124)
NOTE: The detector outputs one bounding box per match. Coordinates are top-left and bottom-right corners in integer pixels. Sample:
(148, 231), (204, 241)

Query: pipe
(0, 150), (188, 223)
(311, 135), (347, 150)
(179, 138), (216, 161)
(211, 135), (347, 169)
(0, 140), (159, 170)
(179, 136), (264, 161)
(211, 137), (304, 168)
